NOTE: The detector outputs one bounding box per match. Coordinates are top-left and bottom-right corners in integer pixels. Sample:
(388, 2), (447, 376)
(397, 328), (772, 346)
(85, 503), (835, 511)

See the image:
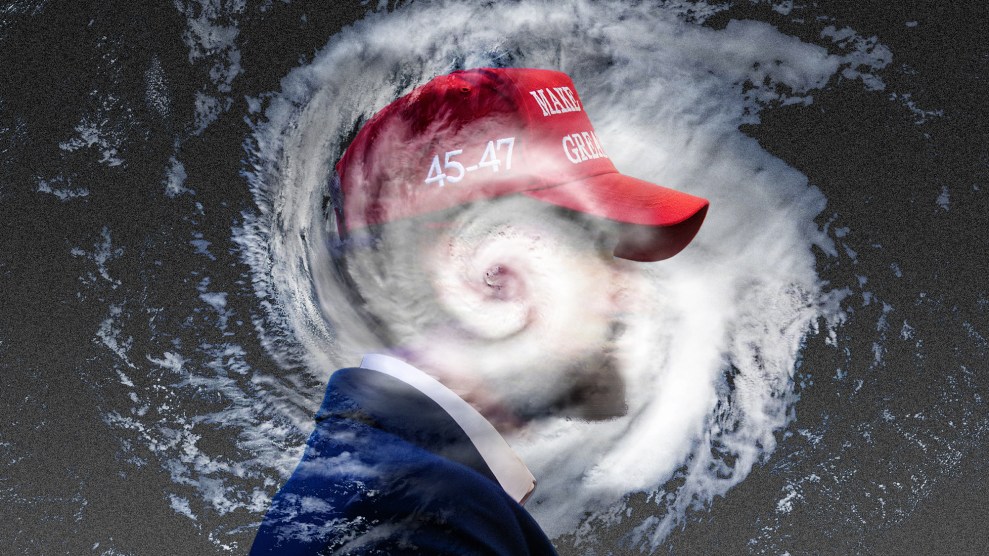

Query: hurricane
(20, 0), (984, 553)
(236, 0), (888, 549)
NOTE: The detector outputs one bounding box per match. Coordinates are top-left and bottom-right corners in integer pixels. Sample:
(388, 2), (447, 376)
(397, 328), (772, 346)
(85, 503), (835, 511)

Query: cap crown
(336, 68), (617, 232)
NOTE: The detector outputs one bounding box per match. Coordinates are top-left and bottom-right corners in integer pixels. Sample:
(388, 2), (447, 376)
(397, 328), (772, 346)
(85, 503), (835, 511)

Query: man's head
(329, 68), (709, 429)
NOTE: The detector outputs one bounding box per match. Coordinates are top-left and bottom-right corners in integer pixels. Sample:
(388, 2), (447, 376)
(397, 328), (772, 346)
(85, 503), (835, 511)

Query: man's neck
(357, 353), (536, 504)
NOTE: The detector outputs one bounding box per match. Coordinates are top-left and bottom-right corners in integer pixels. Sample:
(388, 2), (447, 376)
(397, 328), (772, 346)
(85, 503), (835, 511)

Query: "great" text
(562, 131), (608, 164)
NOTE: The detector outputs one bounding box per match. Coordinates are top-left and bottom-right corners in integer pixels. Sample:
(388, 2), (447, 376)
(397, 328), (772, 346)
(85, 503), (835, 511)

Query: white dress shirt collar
(360, 353), (536, 504)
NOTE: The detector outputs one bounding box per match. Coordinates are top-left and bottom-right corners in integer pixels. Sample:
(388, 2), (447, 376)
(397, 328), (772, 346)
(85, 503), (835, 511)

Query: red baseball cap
(335, 67), (709, 261)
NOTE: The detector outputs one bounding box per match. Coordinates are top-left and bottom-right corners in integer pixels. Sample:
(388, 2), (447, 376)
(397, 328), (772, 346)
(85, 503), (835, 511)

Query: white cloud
(236, 0), (890, 547)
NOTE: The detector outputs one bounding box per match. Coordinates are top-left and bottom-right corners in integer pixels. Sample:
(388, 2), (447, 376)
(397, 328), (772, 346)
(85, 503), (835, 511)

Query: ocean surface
(2, 1), (987, 554)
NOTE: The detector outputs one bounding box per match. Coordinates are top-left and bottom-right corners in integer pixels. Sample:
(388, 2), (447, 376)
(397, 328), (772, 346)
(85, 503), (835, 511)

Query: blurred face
(386, 196), (643, 429)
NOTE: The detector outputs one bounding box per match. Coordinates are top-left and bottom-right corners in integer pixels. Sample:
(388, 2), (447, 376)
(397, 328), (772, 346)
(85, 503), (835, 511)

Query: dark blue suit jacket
(250, 367), (558, 555)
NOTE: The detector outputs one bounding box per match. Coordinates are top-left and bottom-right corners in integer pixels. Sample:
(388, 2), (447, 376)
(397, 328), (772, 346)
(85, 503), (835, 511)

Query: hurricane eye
(482, 264), (518, 300)
(484, 264), (506, 287)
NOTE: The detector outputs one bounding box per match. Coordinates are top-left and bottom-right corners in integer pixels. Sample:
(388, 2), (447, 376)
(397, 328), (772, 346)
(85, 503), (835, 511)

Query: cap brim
(521, 172), (709, 262)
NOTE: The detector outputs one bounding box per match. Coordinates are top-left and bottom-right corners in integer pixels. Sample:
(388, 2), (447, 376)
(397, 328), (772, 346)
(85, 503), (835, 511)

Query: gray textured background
(2, 1), (987, 554)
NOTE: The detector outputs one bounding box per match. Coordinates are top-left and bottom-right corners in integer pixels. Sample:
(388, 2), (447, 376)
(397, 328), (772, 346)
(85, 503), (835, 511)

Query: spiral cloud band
(239, 0), (888, 548)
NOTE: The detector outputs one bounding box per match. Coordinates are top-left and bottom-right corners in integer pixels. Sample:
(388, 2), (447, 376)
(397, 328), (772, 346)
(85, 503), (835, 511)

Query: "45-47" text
(424, 137), (516, 188)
